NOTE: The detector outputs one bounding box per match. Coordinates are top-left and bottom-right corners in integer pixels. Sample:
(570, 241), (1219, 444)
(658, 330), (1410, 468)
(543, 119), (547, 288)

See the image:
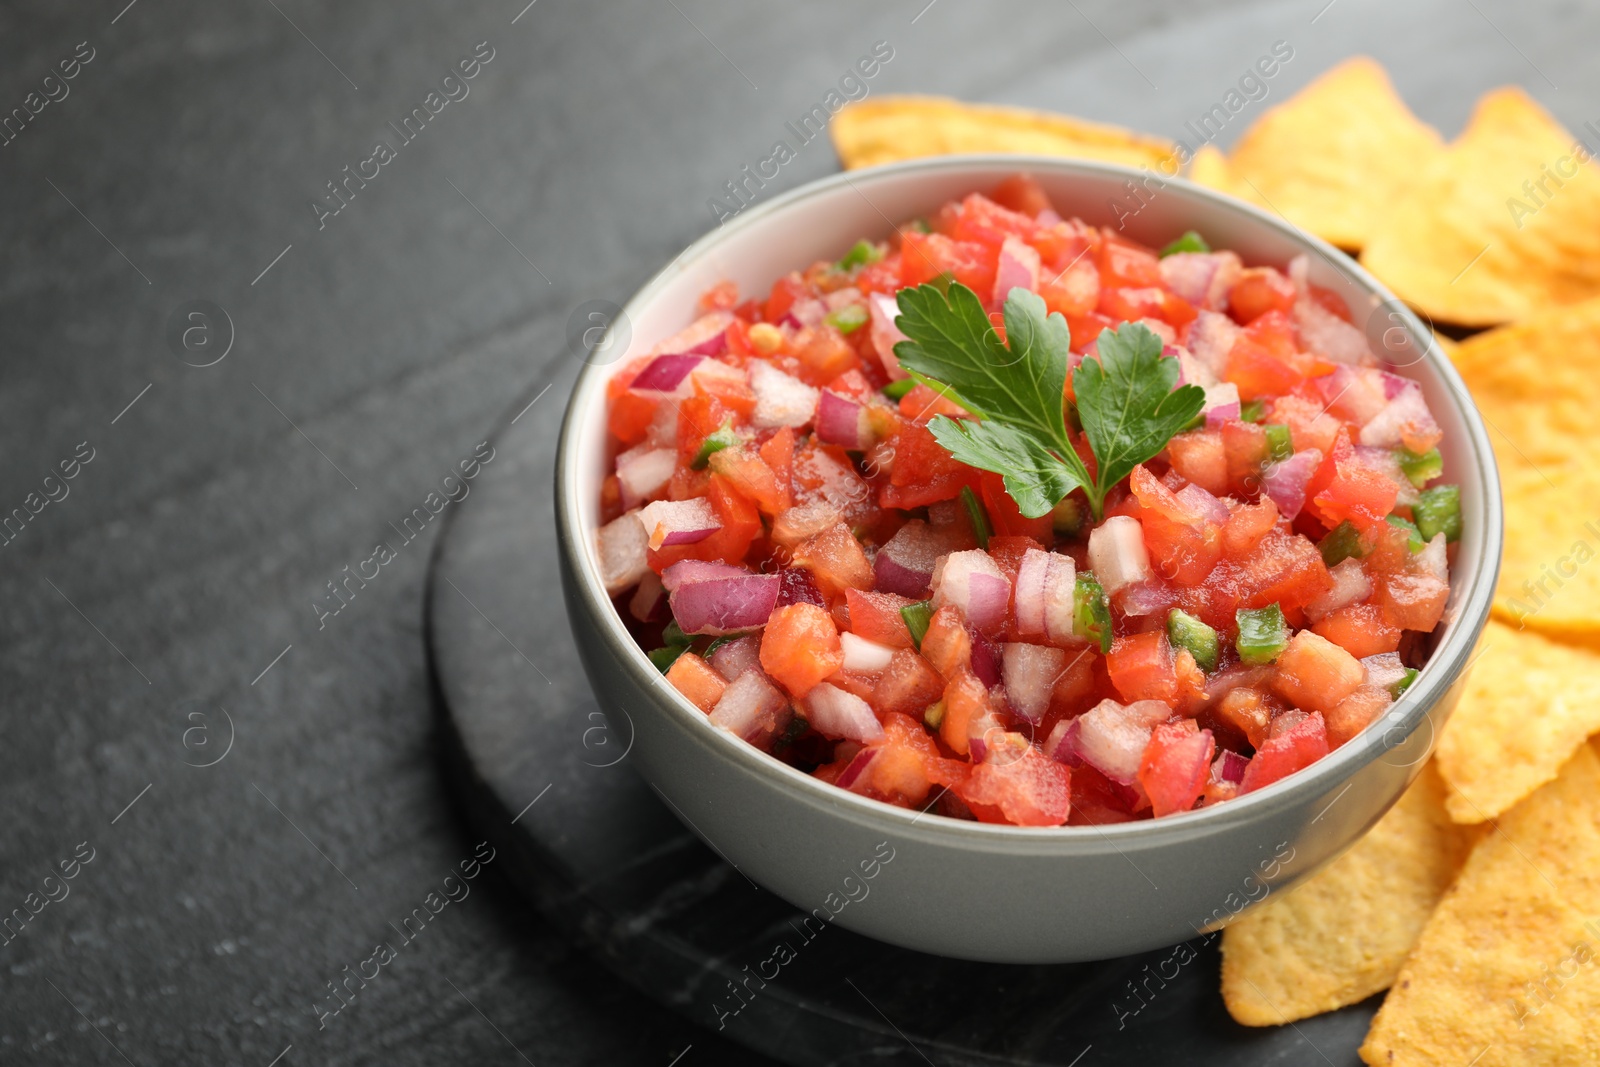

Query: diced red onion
(1087, 516), (1151, 595)
(669, 573), (780, 635)
(1063, 698), (1171, 785)
(1159, 250), (1241, 311)
(629, 571), (666, 621)
(1352, 445), (1419, 506)
(709, 671), (787, 741)
(1013, 549), (1052, 636)
(1043, 719), (1076, 764)
(776, 566), (826, 608)
(1359, 385), (1440, 451)
(749, 360), (820, 430)
(1041, 554), (1079, 645)
(1360, 652), (1408, 691)
(1186, 310), (1241, 380)
(1260, 448), (1323, 521)
(1305, 558), (1372, 623)
(1002, 643), (1066, 722)
(639, 498), (721, 549)
(1204, 664), (1275, 705)
(1173, 345), (1216, 389)
(816, 390), (871, 449)
(969, 629), (1002, 688)
(805, 683), (885, 742)
(1176, 483), (1231, 526)
(630, 353), (705, 393)
(661, 559), (748, 592)
(840, 631), (896, 673)
(993, 235), (1041, 304)
(1203, 381), (1241, 428)
(616, 445), (676, 509)
(651, 311), (733, 359)
(1116, 579), (1176, 618)
(1317, 365), (1388, 423)
(1141, 318), (1176, 346)
(1380, 371), (1412, 400)
(966, 709), (1006, 763)
(868, 292), (909, 381)
(709, 635), (762, 681)
(1213, 749), (1249, 785)
(873, 520), (942, 597)
(836, 747), (878, 791)
(933, 550), (1011, 633)
(789, 297), (827, 328)
(1415, 532), (1448, 581)
(596, 510), (650, 595)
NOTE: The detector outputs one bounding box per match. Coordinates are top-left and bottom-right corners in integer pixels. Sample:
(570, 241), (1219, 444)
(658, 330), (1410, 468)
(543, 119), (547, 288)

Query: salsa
(593, 174), (1456, 827)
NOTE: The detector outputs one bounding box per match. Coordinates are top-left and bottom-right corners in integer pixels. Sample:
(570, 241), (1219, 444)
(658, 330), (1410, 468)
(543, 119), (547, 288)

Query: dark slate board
(425, 359), (1379, 1066)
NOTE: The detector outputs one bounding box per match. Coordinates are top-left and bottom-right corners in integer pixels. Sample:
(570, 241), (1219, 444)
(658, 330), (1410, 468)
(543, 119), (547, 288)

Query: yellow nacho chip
(1436, 620), (1600, 824)
(1361, 87), (1600, 326)
(1220, 763), (1475, 1026)
(1226, 57), (1444, 251)
(1361, 744), (1600, 1067)
(830, 95), (1178, 173)
(1452, 297), (1600, 635)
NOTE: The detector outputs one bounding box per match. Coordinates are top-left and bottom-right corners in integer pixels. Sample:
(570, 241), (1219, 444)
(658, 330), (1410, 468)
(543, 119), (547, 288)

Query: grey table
(0, 1), (1588, 1063)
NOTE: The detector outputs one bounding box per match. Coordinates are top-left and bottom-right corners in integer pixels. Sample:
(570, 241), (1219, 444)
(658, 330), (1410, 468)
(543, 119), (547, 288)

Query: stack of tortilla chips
(832, 62), (1600, 1064)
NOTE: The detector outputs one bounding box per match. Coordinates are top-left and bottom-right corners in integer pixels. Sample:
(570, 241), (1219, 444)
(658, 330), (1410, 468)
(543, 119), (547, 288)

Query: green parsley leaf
(959, 485), (992, 548)
(1075, 323), (1207, 511)
(882, 378), (917, 400)
(927, 418), (1082, 519)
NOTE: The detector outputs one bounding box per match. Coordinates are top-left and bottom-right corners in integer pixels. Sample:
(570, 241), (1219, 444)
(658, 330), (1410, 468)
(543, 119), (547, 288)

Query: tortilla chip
(1361, 87), (1600, 326)
(1226, 57), (1444, 251)
(1436, 620), (1600, 824)
(830, 95), (1178, 173)
(1452, 298), (1600, 636)
(1361, 744), (1600, 1067)
(1220, 763), (1475, 1025)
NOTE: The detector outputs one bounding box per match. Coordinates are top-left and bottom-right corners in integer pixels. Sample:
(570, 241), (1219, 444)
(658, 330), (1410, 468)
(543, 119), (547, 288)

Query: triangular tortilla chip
(1227, 57), (1444, 251)
(1436, 620), (1600, 824)
(1361, 744), (1600, 1066)
(830, 95), (1178, 172)
(1452, 298), (1600, 636)
(1220, 763), (1476, 1025)
(1362, 88), (1600, 326)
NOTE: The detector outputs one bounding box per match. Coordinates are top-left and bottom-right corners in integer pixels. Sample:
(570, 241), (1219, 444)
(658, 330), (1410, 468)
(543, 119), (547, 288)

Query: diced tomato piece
(1312, 458), (1399, 534)
(607, 391), (659, 447)
(694, 363), (758, 419)
(764, 274), (808, 324)
(1069, 763), (1142, 825)
(1374, 573), (1450, 632)
(792, 523), (874, 598)
(988, 175), (1055, 218)
(667, 465), (711, 501)
(855, 256), (902, 295)
(709, 444), (788, 516)
(1098, 286), (1197, 329)
(1130, 464), (1222, 585)
(949, 192), (1038, 248)
(1066, 310), (1116, 353)
(899, 231), (999, 296)
(1107, 631), (1182, 707)
(759, 603), (843, 698)
(869, 649), (946, 718)
(1167, 429), (1229, 496)
(825, 368), (877, 403)
(1097, 231), (1163, 288)
(1238, 712), (1329, 794)
(1271, 631), (1364, 715)
(1326, 684), (1391, 748)
(1040, 255), (1100, 320)
(1139, 720), (1216, 817)
(1212, 687), (1275, 750)
(676, 394), (733, 465)
(1308, 284), (1351, 322)
(1221, 420), (1270, 493)
(922, 605), (974, 681)
(959, 741), (1072, 826)
(1228, 267), (1296, 324)
(698, 279), (739, 313)
(858, 713), (969, 808)
(1221, 497), (1279, 560)
(1266, 394), (1340, 456)
(844, 589), (916, 648)
(1233, 528), (1333, 615)
(792, 324), (861, 383)
(897, 383), (967, 422)
(939, 667), (987, 755)
(980, 472), (1055, 542)
(1312, 603), (1402, 658)
(665, 652), (727, 712)
(881, 421), (981, 508)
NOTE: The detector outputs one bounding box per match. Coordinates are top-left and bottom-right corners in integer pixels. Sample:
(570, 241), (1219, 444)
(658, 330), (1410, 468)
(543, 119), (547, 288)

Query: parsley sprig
(893, 283), (1205, 521)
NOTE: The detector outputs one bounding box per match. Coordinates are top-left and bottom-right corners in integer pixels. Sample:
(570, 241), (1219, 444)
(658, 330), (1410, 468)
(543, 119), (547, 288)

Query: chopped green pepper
(1160, 230), (1211, 256)
(1386, 514), (1426, 553)
(1240, 399), (1266, 423)
(1167, 608), (1219, 672)
(1396, 446), (1443, 488)
(1263, 423), (1295, 463)
(1075, 572), (1112, 653)
(662, 620), (689, 647)
(900, 600), (935, 650)
(923, 701), (946, 730)
(1319, 521), (1366, 567)
(1052, 497), (1085, 539)
(1391, 667), (1420, 698)
(691, 419), (741, 469)
(837, 239), (883, 271)
(1236, 604), (1290, 665)
(959, 485), (992, 550)
(882, 378), (917, 401)
(648, 644), (688, 673)
(826, 304), (870, 334)
(1415, 484), (1461, 543)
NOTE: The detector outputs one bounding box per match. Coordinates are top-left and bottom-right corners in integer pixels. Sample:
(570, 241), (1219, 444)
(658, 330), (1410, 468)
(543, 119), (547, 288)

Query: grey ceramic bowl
(555, 156), (1501, 963)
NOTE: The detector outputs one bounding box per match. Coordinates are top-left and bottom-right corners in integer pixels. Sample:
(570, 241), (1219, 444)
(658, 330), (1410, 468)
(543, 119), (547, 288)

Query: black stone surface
(0, 1), (1590, 1063)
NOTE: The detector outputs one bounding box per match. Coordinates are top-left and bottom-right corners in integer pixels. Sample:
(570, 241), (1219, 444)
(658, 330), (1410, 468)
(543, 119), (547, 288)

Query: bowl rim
(555, 152), (1503, 846)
